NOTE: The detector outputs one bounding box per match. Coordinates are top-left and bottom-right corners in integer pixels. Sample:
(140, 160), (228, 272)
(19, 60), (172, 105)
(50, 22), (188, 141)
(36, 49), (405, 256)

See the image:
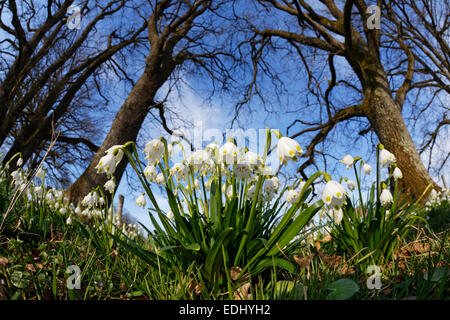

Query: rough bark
(364, 81), (437, 197)
(65, 67), (163, 204)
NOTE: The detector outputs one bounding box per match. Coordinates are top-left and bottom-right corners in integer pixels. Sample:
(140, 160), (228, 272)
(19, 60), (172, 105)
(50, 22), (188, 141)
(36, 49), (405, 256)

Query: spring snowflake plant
(105, 128), (332, 293)
(322, 144), (432, 270)
(0, 152), (141, 245)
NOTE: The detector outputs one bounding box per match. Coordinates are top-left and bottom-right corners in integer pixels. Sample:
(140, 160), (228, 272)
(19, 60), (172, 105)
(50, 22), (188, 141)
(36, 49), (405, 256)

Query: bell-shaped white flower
(380, 188), (393, 206)
(16, 158), (23, 167)
(247, 185), (257, 200)
(156, 173), (165, 185)
(346, 179), (356, 191)
(264, 177), (280, 194)
(225, 185), (234, 199)
(96, 153), (116, 176)
(143, 139), (165, 165)
(380, 149), (396, 167)
(340, 155), (354, 170)
(393, 167), (403, 180)
(363, 163), (372, 175)
(170, 162), (190, 181)
(243, 151), (262, 167)
(322, 180), (347, 209)
(189, 149), (210, 171)
(66, 216), (72, 225)
(105, 145), (124, 165)
(144, 165), (158, 181)
(277, 137), (302, 164)
(10, 170), (21, 181)
(286, 189), (300, 204)
(104, 179), (116, 194)
(136, 194), (146, 207)
(220, 142), (239, 165)
(234, 163), (253, 179)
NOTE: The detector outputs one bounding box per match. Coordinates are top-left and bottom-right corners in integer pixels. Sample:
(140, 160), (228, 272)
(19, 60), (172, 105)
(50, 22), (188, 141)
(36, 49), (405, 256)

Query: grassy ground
(1, 185), (448, 300)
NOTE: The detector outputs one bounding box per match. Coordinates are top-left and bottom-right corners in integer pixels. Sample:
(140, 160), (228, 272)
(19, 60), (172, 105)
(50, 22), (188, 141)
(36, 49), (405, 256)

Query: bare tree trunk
(66, 69), (162, 204)
(364, 80), (437, 197)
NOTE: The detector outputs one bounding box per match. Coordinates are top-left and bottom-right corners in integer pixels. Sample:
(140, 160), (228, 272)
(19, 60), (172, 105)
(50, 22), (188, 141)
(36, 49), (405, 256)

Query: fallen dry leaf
(230, 266), (242, 281)
(0, 257), (8, 267)
(233, 282), (251, 300)
(293, 255), (312, 269)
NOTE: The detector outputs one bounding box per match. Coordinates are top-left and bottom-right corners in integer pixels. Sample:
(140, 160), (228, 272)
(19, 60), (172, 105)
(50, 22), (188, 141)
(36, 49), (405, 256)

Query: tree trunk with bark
(66, 66), (164, 204)
(364, 82), (436, 197)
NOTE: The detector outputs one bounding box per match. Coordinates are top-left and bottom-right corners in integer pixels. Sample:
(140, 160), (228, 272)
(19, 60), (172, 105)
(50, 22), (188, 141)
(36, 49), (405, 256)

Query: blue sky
(1, 1), (448, 231)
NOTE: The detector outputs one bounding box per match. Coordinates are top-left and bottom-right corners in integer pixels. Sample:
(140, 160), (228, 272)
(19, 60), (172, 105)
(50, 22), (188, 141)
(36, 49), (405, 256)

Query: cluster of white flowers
(425, 188), (450, 211)
(129, 136), (306, 208)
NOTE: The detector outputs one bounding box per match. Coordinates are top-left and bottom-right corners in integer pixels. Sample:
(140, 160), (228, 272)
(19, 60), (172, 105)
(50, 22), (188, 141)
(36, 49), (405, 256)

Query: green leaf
(185, 243), (201, 251)
(205, 227), (233, 279)
(10, 270), (30, 289)
(326, 279), (360, 300)
(274, 281), (304, 300)
(251, 257), (296, 275)
(267, 200), (322, 255)
(424, 267), (449, 282)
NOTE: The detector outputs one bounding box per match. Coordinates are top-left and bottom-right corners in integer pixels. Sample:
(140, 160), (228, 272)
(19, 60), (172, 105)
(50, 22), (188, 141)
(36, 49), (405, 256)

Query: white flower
(10, 170), (21, 181)
(380, 189), (393, 206)
(247, 185), (257, 200)
(82, 191), (98, 208)
(34, 186), (43, 196)
(143, 139), (165, 165)
(189, 149), (210, 171)
(46, 192), (55, 203)
(243, 151), (261, 167)
(298, 180), (306, 192)
(259, 166), (273, 176)
(340, 155), (354, 170)
(170, 162), (190, 181)
(156, 173), (165, 185)
(205, 142), (219, 155)
(277, 137), (302, 164)
(225, 185), (233, 199)
(286, 189), (300, 204)
(75, 207), (82, 216)
(66, 216), (72, 225)
(393, 167), (403, 180)
(105, 145), (124, 164)
(104, 179), (116, 194)
(429, 189), (438, 201)
(346, 179), (356, 191)
(380, 149), (396, 167)
(264, 177), (280, 194)
(144, 165), (158, 181)
(59, 207), (67, 215)
(322, 180), (347, 209)
(96, 153), (116, 176)
(234, 163), (253, 179)
(363, 163), (372, 175)
(136, 194), (146, 207)
(16, 158), (23, 167)
(219, 142), (239, 165)
(167, 210), (174, 220)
